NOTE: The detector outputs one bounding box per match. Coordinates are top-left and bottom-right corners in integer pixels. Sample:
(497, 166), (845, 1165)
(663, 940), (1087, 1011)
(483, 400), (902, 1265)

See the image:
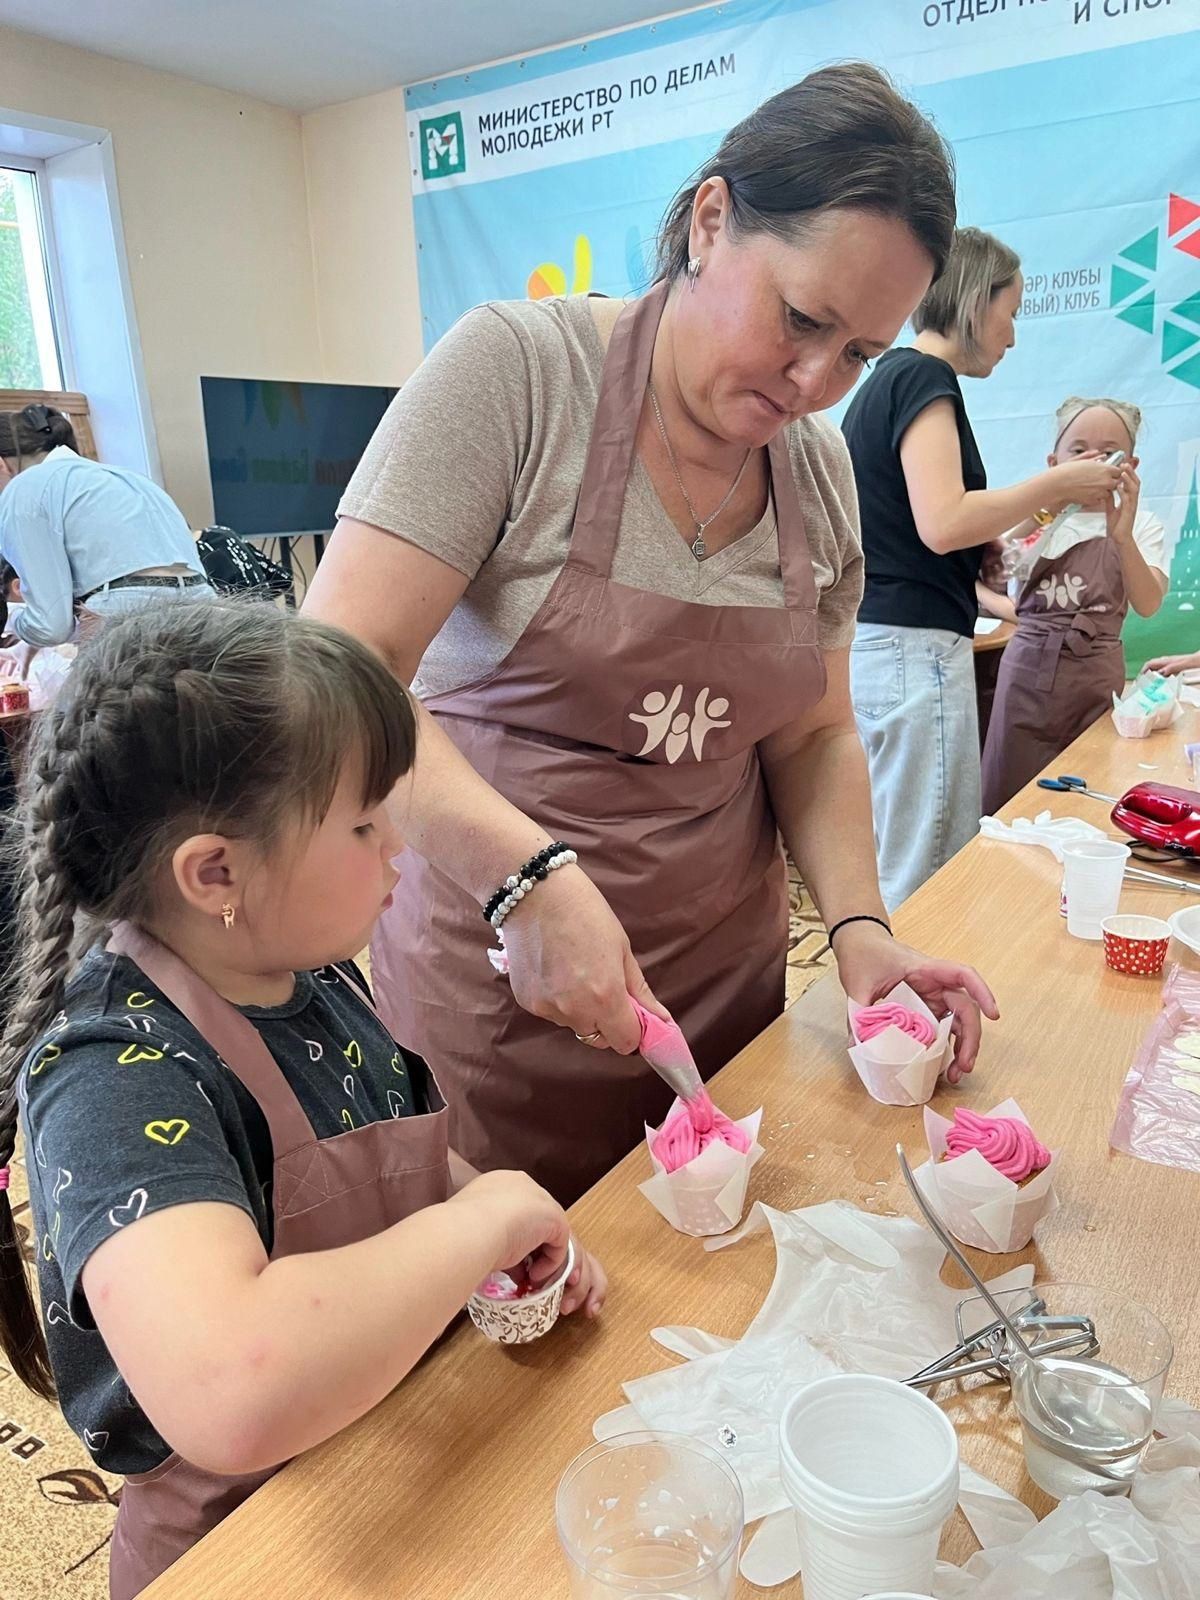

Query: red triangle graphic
(1177, 231), (1200, 263)
(1169, 193), (1200, 237)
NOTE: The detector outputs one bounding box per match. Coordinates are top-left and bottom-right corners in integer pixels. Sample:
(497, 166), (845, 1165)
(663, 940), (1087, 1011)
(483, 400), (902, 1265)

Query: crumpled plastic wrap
(1110, 963), (1200, 1174)
(930, 1400), (1200, 1598)
(1112, 670), (1181, 739)
(978, 810), (1109, 862)
(593, 1200), (1034, 1586)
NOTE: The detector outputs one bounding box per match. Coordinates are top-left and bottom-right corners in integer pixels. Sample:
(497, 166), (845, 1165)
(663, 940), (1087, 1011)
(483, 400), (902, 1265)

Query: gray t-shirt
(339, 296), (864, 698)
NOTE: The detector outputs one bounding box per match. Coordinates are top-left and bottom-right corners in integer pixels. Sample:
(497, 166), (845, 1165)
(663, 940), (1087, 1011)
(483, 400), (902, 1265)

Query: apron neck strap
(569, 280), (818, 613)
(106, 921), (317, 1156)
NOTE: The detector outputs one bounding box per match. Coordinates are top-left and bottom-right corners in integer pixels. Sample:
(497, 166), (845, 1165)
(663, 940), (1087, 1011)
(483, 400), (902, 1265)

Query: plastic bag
(1110, 963), (1200, 1173)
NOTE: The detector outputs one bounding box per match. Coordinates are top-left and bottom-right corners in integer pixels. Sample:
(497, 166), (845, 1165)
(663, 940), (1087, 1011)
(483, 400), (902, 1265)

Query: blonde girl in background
(980, 396), (1167, 813)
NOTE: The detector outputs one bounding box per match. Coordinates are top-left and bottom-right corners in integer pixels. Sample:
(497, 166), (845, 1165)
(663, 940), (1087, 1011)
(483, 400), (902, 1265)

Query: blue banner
(406, 0), (1200, 666)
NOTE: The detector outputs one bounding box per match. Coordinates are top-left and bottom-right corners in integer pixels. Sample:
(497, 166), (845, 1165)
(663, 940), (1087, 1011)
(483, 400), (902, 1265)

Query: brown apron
(372, 280), (828, 1205)
(103, 923), (450, 1600)
(981, 533), (1127, 814)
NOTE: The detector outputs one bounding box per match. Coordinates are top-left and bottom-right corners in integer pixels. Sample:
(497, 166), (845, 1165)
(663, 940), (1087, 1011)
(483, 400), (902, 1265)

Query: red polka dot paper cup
(1101, 915), (1171, 977)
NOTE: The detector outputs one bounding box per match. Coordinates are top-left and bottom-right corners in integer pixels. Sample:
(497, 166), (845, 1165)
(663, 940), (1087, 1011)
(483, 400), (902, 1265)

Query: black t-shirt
(17, 946), (431, 1476)
(841, 347), (989, 638)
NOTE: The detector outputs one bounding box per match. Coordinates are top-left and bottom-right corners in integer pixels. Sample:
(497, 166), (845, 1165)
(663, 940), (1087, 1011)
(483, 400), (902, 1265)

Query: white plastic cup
(1061, 840), (1130, 940)
(779, 1374), (959, 1600)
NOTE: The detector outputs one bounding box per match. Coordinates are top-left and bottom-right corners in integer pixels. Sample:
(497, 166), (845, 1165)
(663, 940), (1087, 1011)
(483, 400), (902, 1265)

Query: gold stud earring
(221, 903), (236, 931)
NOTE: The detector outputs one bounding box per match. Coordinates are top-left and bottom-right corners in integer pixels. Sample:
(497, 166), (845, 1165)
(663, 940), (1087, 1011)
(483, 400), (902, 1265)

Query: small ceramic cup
(1101, 914), (1171, 977)
(467, 1239), (576, 1345)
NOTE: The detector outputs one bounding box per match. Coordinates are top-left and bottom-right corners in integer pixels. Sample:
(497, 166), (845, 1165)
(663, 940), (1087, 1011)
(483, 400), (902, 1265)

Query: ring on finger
(574, 1029), (602, 1044)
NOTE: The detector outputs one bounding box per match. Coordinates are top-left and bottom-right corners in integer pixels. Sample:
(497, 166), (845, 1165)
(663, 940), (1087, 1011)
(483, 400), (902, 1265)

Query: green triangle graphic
(1117, 287), (1155, 334)
(1163, 318), (1200, 365)
(1172, 292), (1200, 330)
(1119, 227), (1159, 273)
(1110, 262), (1149, 307)
(1169, 347), (1200, 392)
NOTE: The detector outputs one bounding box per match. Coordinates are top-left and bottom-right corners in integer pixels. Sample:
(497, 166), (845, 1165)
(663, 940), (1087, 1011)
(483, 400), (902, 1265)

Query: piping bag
(630, 997), (706, 1106)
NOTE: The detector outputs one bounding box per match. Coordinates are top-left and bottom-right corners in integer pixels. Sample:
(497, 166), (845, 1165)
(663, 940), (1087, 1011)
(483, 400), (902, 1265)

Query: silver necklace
(648, 381), (752, 561)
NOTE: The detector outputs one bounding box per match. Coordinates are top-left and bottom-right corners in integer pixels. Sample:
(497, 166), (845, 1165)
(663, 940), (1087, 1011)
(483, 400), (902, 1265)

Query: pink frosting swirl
(853, 1002), (936, 1047)
(944, 1108), (1051, 1182)
(650, 1091), (751, 1174)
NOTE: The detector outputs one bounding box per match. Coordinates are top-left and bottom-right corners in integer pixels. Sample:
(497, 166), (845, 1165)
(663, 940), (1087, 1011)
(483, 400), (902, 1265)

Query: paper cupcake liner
(639, 1103), (764, 1236)
(912, 1098), (1060, 1253)
(847, 982), (954, 1107)
(467, 1239), (575, 1344)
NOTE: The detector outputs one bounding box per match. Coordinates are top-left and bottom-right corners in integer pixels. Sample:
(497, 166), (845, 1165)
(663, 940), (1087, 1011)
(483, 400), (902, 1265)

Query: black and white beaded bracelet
(483, 842), (578, 933)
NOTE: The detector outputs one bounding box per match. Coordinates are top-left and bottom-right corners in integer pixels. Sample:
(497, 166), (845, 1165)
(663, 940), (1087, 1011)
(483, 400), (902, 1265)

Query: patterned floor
(1, 869), (832, 1596)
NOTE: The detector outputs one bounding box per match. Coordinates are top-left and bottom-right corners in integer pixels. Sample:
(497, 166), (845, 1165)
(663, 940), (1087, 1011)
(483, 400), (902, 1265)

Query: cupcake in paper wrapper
(639, 1101), (764, 1237)
(847, 982), (953, 1107)
(467, 1239), (575, 1344)
(912, 1098), (1060, 1253)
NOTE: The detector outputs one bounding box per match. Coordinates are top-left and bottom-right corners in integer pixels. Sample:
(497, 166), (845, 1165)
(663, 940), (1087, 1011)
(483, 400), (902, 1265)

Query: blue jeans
(851, 622), (980, 912)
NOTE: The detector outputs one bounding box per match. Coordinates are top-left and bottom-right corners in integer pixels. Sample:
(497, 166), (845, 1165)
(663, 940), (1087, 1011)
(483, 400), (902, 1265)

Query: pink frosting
(650, 1090), (751, 1173)
(633, 1001), (697, 1078)
(853, 1002), (937, 1047)
(943, 1108), (1051, 1183)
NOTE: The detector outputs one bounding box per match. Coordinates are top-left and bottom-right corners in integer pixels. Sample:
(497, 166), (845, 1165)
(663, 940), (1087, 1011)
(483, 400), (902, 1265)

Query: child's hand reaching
(451, 1169), (570, 1287)
(559, 1238), (607, 1319)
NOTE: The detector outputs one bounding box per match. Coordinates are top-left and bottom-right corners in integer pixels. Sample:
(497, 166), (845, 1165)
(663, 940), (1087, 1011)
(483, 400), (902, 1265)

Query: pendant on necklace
(691, 531), (707, 561)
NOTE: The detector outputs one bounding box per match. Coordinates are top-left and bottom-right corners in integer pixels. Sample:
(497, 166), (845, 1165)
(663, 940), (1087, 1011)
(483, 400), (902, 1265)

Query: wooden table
(147, 709), (1200, 1598)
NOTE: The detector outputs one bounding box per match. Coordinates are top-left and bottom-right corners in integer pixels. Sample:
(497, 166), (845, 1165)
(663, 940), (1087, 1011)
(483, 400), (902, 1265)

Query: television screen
(201, 377), (397, 537)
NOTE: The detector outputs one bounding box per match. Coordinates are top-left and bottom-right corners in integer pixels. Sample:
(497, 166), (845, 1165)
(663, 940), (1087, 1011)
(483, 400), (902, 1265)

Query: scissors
(1036, 773), (1120, 805)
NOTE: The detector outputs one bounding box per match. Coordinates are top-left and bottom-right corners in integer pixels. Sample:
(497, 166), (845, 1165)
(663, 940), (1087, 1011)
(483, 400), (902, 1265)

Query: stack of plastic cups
(1061, 840), (1130, 940)
(778, 1374), (959, 1600)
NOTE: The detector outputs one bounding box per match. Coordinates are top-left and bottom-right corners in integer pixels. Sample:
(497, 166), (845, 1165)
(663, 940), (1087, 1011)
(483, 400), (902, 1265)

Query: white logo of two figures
(629, 685), (731, 763)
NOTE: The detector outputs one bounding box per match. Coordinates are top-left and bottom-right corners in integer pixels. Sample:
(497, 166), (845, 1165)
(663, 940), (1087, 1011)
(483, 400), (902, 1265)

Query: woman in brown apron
(0, 603), (586, 1598)
(981, 397), (1168, 815)
(307, 66), (999, 1205)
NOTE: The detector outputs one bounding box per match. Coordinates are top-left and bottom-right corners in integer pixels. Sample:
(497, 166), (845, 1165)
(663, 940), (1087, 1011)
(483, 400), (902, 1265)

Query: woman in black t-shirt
(841, 227), (1122, 909)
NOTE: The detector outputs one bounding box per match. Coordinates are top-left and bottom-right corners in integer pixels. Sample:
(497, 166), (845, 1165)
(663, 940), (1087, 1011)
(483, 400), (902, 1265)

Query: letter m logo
(420, 112), (466, 180)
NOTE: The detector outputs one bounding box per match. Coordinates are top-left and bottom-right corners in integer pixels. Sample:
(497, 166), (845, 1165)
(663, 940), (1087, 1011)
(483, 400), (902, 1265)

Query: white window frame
(0, 152), (71, 391)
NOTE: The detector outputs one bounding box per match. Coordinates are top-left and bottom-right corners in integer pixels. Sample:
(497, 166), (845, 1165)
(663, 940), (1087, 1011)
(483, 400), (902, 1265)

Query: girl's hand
(833, 922), (999, 1084)
(559, 1238), (607, 1319)
(450, 1169), (570, 1285)
(501, 865), (669, 1055)
(1106, 461), (1141, 544)
(1145, 651), (1200, 678)
(1047, 452), (1124, 507)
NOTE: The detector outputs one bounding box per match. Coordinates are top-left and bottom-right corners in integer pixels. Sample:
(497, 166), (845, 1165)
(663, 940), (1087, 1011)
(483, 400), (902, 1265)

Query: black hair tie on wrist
(827, 914), (893, 947)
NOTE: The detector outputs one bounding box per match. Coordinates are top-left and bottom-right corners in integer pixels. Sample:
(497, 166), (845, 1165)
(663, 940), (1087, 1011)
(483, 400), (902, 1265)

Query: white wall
(0, 25), (323, 525)
(301, 87), (425, 386)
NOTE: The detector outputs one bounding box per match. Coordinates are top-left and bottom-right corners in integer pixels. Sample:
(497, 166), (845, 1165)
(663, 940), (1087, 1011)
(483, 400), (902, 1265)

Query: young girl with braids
(0, 599), (605, 1599)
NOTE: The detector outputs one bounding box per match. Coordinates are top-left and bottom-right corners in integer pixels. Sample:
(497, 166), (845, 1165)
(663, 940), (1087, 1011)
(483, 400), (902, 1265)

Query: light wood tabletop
(146, 707), (1200, 1598)
(972, 619), (1016, 654)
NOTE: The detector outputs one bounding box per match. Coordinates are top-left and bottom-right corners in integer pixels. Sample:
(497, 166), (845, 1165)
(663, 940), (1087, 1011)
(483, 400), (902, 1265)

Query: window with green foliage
(0, 165), (62, 390)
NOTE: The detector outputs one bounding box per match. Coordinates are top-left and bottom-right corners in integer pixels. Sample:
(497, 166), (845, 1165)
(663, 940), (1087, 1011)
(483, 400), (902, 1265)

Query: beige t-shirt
(339, 295), (864, 698)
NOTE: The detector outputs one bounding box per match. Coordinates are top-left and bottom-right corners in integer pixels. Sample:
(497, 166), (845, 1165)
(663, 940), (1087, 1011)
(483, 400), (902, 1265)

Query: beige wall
(0, 25), (323, 525)
(301, 88), (425, 387)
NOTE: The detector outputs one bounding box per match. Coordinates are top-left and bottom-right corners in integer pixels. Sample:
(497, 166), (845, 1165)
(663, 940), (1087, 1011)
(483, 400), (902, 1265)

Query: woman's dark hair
(0, 599), (416, 1398)
(655, 61), (956, 282)
(0, 406), (77, 468)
